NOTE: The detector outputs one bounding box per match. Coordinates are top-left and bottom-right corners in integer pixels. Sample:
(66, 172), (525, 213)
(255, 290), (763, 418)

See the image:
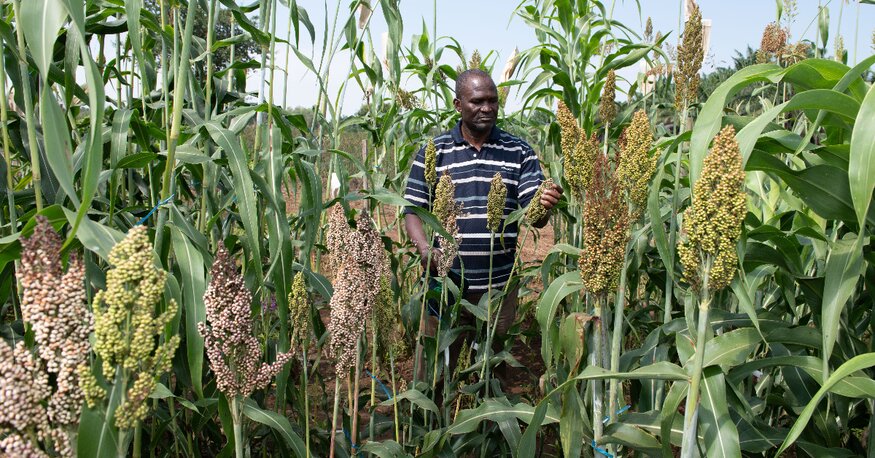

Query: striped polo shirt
(404, 121), (545, 291)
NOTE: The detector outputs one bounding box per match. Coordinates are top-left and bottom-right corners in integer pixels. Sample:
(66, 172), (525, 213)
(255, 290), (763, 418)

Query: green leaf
(698, 328), (762, 369)
(379, 389), (438, 414)
(242, 399), (307, 457)
(600, 422), (661, 455)
(777, 353), (875, 454)
(19, 0), (68, 81)
(77, 368), (125, 458)
(849, 83), (875, 229)
(821, 234), (864, 383)
(169, 225), (207, 399)
(446, 398), (560, 435)
(62, 208), (124, 261)
(359, 440), (411, 458)
(572, 362), (688, 382)
(517, 399), (550, 458)
(116, 152), (157, 169)
(206, 121), (262, 288)
(535, 270), (584, 364)
(690, 64), (782, 186)
(699, 367), (741, 458)
(40, 87), (79, 206)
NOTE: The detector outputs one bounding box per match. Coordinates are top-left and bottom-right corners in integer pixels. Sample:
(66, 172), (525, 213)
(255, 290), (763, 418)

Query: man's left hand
(539, 182), (564, 210)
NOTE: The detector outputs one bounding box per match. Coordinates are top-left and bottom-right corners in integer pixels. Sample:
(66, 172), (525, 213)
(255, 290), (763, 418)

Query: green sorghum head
(288, 271), (312, 351)
(678, 125), (747, 292)
(616, 109), (659, 218)
(424, 139), (437, 188)
(487, 172), (507, 233)
(433, 171), (456, 226)
(525, 178), (554, 225)
(675, 3), (703, 110)
(557, 101), (580, 192)
(468, 49), (482, 70)
(88, 225), (180, 430)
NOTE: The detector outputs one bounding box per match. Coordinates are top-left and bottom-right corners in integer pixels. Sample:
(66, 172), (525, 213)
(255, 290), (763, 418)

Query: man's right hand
(419, 246), (442, 275)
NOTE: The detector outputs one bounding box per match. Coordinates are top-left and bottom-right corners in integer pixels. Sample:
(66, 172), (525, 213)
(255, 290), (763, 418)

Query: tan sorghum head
(468, 49), (482, 70)
(645, 17), (653, 42)
(678, 125), (747, 292)
(616, 110), (660, 218)
(199, 245), (293, 399)
(0, 341), (51, 442)
(760, 22), (788, 56)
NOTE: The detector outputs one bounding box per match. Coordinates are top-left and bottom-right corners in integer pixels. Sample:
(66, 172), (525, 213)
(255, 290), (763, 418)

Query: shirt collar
(451, 121), (501, 144)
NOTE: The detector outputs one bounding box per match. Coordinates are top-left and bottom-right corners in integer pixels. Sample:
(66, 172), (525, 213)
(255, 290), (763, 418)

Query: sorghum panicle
(599, 70), (617, 126)
(17, 217), (91, 427)
(0, 341), (51, 455)
(616, 110), (660, 218)
(424, 139), (437, 188)
(487, 172), (507, 233)
(835, 35), (845, 62)
(579, 154), (630, 296)
(557, 101), (580, 193)
(85, 225), (181, 429)
(199, 245), (294, 399)
(525, 178), (554, 225)
(678, 125), (747, 291)
(370, 276), (406, 363)
(645, 17), (653, 42)
(675, 3), (703, 109)
(327, 204), (352, 275)
(288, 271), (312, 352)
(468, 49), (482, 70)
(327, 212), (389, 376)
(432, 173), (463, 278)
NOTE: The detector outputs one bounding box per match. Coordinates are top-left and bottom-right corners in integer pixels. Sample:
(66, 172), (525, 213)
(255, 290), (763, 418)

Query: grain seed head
(424, 139), (437, 188)
(675, 3), (703, 109)
(617, 110), (660, 218)
(525, 178), (554, 225)
(678, 125), (747, 292)
(487, 172), (507, 233)
(288, 271), (312, 352)
(599, 70), (617, 126)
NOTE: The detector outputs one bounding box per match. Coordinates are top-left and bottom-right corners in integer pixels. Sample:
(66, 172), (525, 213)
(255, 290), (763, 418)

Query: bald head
(455, 69), (496, 99)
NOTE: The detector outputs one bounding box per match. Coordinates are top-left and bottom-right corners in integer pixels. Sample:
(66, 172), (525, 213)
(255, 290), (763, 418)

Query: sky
(253, 0), (875, 115)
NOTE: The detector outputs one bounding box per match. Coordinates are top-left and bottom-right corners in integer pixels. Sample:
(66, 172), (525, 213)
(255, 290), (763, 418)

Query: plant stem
(12, 0), (43, 212)
(432, 279), (448, 390)
(608, 250), (629, 424)
(480, 233), (496, 398)
(663, 102), (689, 323)
(351, 338), (362, 456)
(592, 295), (605, 443)
(329, 380), (342, 458)
(0, 35), (17, 236)
(680, 264), (712, 458)
(133, 425), (142, 458)
(230, 397), (244, 458)
(302, 348), (310, 458)
(389, 349), (400, 443)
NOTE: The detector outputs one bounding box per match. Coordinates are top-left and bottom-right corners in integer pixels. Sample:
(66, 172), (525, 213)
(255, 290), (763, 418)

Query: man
(403, 69), (563, 379)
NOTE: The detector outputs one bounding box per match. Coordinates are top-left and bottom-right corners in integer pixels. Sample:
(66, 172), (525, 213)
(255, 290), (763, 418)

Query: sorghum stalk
(12, 0), (42, 211)
(329, 381), (342, 458)
(593, 295), (606, 442)
(0, 33), (17, 236)
(680, 262), (711, 458)
(481, 173), (506, 398)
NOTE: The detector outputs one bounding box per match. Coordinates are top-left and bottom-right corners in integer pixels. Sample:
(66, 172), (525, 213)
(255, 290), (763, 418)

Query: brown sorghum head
(199, 245), (293, 399)
(675, 3), (703, 109)
(678, 125), (747, 292)
(487, 172), (507, 233)
(616, 110), (660, 218)
(599, 70), (617, 126)
(327, 212), (389, 376)
(17, 217), (91, 427)
(579, 154), (630, 296)
(0, 341), (51, 440)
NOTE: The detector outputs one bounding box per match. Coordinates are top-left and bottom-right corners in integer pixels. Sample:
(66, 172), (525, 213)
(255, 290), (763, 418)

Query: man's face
(454, 76), (499, 133)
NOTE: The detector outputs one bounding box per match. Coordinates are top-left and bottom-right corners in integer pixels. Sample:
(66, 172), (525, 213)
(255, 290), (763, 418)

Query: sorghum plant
(674, 3), (703, 110)
(677, 125), (746, 457)
(616, 110), (659, 218)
